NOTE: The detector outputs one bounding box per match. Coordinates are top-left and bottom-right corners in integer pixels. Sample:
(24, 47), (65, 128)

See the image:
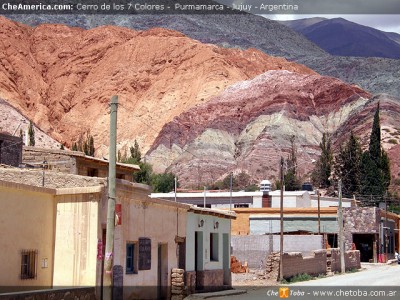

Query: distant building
(22, 146), (139, 181)
(0, 132), (23, 167)
(0, 165), (235, 297)
(260, 179), (272, 192)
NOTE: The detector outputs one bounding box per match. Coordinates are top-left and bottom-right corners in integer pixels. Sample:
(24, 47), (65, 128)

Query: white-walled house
(185, 207), (235, 292)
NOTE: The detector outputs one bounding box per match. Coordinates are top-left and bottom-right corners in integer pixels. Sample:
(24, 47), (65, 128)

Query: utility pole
(203, 186), (206, 208)
(317, 189), (321, 235)
(229, 172), (233, 211)
(103, 95), (118, 300)
(174, 177), (177, 202)
(338, 179), (345, 274)
(279, 157), (284, 281)
(385, 192), (388, 261)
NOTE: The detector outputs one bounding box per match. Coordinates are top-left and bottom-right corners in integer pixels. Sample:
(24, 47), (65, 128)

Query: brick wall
(0, 133), (22, 167)
(0, 287), (96, 300)
(331, 249), (361, 272)
(231, 212), (250, 235)
(282, 250), (327, 279)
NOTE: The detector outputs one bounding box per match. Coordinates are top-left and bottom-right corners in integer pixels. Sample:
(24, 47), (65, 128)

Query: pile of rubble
(230, 256), (249, 273)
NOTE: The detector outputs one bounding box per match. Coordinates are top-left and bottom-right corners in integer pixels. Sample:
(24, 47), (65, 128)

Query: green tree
(133, 162), (153, 185)
(28, 121), (35, 146)
(285, 136), (300, 191)
(151, 172), (176, 193)
(334, 132), (363, 198)
(312, 132), (333, 188)
(60, 144), (65, 150)
(360, 103), (391, 204)
(88, 135), (95, 156)
(72, 142), (78, 151)
(129, 140), (142, 164)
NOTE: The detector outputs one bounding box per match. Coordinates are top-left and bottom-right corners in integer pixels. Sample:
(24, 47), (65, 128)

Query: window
(21, 250), (37, 279)
(234, 204), (249, 208)
(210, 233), (219, 261)
(87, 168), (98, 177)
(126, 242), (138, 274)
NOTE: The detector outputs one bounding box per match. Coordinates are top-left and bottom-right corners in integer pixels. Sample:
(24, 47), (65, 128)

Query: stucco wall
(53, 193), (100, 286)
(0, 186), (55, 290)
(100, 182), (187, 300)
(186, 212), (231, 272)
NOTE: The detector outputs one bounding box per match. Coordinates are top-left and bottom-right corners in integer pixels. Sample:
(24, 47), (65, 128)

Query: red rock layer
(0, 16), (315, 155)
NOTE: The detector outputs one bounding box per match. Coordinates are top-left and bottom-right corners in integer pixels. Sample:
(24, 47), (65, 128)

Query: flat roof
(151, 191), (262, 199)
(268, 190), (309, 196)
(0, 179), (103, 195)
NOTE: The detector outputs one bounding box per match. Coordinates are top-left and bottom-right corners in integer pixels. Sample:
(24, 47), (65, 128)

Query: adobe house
(0, 132), (23, 167)
(0, 167), (104, 293)
(22, 146), (139, 181)
(185, 207), (235, 293)
(0, 166), (236, 299)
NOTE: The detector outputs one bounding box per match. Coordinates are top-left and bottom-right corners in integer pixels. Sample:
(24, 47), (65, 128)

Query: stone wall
(23, 147), (78, 174)
(196, 270), (224, 292)
(331, 249), (361, 272)
(265, 252), (280, 281)
(171, 268), (185, 300)
(231, 235), (323, 268)
(343, 207), (379, 250)
(0, 133), (22, 167)
(185, 271), (196, 295)
(0, 168), (105, 189)
(0, 287), (96, 300)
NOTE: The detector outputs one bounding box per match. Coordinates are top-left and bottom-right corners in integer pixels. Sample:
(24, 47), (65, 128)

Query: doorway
(222, 233), (230, 285)
(157, 244), (168, 299)
(195, 231), (204, 290)
(353, 234), (375, 262)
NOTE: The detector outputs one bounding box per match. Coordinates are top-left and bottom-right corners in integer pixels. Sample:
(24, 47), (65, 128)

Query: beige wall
(53, 193), (100, 286)
(0, 186), (55, 290)
(97, 183), (188, 299)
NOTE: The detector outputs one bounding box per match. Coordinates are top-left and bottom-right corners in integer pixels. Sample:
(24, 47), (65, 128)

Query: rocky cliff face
(0, 98), (60, 149)
(0, 16), (315, 156)
(147, 71), (399, 187)
(7, 13), (400, 97)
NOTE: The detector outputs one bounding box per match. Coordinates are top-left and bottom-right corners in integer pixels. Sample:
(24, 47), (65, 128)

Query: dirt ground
(231, 269), (278, 287)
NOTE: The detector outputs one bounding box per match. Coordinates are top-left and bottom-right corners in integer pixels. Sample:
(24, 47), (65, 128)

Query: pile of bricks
(230, 256), (248, 273)
(265, 252), (280, 281)
(171, 268), (185, 300)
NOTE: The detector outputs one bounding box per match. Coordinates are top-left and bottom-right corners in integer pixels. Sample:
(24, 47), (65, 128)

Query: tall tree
(28, 121), (35, 146)
(334, 132), (363, 198)
(360, 103), (391, 203)
(369, 102), (381, 164)
(129, 139), (142, 163)
(312, 132), (333, 188)
(285, 135), (300, 191)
